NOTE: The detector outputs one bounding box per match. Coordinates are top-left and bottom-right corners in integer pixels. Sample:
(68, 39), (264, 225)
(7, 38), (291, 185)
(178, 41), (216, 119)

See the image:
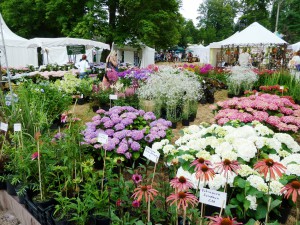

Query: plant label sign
(0, 122), (8, 132)
(280, 86), (284, 90)
(80, 94), (84, 99)
(109, 94), (118, 100)
(143, 146), (160, 163)
(97, 133), (108, 144)
(14, 123), (22, 132)
(199, 188), (227, 208)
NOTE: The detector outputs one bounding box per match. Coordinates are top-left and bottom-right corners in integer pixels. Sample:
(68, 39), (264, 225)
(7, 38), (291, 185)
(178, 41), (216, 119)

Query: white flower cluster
(137, 66), (203, 106)
(168, 122), (300, 195)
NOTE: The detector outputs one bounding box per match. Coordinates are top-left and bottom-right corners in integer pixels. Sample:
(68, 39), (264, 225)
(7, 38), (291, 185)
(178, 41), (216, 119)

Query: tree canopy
(0, 0), (299, 49)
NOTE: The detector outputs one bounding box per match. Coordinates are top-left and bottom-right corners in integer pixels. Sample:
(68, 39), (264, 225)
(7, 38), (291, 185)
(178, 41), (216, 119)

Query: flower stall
(0, 63), (299, 225)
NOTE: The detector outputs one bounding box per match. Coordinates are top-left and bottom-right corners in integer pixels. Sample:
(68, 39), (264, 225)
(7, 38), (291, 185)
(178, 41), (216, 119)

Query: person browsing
(76, 54), (90, 79)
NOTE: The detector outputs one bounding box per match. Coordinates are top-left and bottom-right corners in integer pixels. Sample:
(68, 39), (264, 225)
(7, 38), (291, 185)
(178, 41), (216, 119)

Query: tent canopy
(186, 44), (210, 63)
(28, 37), (110, 50)
(288, 42), (300, 52)
(210, 22), (287, 48)
(0, 13), (29, 47)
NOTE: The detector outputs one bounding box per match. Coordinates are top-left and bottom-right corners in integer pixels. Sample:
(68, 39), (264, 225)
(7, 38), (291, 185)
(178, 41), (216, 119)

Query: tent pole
(0, 14), (13, 102)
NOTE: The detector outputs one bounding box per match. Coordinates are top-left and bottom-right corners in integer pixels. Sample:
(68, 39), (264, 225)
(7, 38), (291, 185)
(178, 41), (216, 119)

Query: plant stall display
(82, 106), (173, 164)
(154, 121), (300, 224)
(214, 93), (300, 132)
(137, 67), (202, 127)
(227, 66), (258, 97)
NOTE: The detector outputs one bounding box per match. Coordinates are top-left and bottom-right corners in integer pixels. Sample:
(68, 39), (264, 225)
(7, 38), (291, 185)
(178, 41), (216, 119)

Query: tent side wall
(141, 46), (155, 68)
(0, 46), (38, 68)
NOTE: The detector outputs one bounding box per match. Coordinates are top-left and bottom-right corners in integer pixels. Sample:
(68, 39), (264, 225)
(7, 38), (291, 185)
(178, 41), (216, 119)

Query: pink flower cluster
(215, 94), (300, 132)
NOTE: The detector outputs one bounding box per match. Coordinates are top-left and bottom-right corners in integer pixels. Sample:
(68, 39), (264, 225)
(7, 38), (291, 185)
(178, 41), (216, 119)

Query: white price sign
(0, 122), (8, 132)
(80, 94), (84, 99)
(199, 188), (227, 208)
(280, 86), (284, 90)
(143, 146), (160, 163)
(97, 133), (108, 144)
(14, 123), (22, 132)
(109, 94), (118, 100)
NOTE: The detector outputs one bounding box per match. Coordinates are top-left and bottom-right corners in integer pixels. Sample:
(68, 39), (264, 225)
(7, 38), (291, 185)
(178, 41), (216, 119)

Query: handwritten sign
(143, 146), (160, 163)
(97, 133), (108, 144)
(279, 86), (284, 90)
(199, 188), (227, 208)
(109, 94), (118, 100)
(14, 123), (22, 132)
(0, 122), (8, 132)
(80, 94), (84, 99)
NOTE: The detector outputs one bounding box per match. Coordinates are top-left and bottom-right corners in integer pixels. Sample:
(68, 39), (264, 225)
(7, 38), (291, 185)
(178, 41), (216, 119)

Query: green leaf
(245, 218), (256, 225)
(135, 221), (145, 225)
(270, 199), (282, 211)
(243, 199), (251, 211)
(255, 204), (267, 220)
(236, 193), (244, 202)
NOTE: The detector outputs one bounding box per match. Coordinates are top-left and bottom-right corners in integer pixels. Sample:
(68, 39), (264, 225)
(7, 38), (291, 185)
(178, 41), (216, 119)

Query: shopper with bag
(103, 50), (119, 88)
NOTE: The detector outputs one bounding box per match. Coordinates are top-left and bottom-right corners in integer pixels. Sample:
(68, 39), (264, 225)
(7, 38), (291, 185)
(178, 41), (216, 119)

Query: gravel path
(0, 210), (20, 225)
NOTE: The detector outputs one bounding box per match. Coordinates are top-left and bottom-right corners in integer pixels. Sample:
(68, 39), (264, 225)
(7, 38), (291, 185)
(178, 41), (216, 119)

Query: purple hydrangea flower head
(131, 141), (141, 151)
(103, 140), (116, 151)
(101, 117), (111, 123)
(131, 130), (145, 141)
(94, 144), (102, 149)
(117, 143), (128, 154)
(125, 152), (132, 159)
(121, 118), (133, 126)
(105, 129), (115, 137)
(127, 138), (133, 144)
(157, 130), (166, 138)
(138, 110), (145, 116)
(92, 115), (101, 121)
(111, 116), (122, 124)
(115, 123), (125, 131)
(104, 120), (114, 128)
(111, 137), (120, 145)
(114, 130), (128, 139)
(96, 109), (106, 114)
(145, 134), (156, 143)
(143, 112), (156, 120)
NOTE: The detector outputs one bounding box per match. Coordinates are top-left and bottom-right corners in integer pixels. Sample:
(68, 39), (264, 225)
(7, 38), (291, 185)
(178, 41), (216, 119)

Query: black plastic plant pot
(25, 198), (39, 220)
(77, 98), (86, 105)
(92, 215), (111, 225)
(6, 181), (17, 196)
(171, 122), (177, 129)
(92, 105), (100, 112)
(178, 216), (189, 225)
(182, 119), (190, 126)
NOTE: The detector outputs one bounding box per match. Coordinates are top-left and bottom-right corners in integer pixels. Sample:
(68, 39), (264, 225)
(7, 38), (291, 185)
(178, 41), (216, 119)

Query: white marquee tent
(288, 42), (300, 52)
(27, 37), (110, 65)
(208, 22), (287, 66)
(186, 44), (210, 64)
(113, 43), (154, 68)
(0, 14), (37, 67)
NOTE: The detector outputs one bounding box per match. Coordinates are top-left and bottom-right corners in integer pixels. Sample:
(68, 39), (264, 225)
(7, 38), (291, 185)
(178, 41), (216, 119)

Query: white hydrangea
(268, 154), (281, 163)
(210, 154), (221, 164)
(274, 133), (300, 153)
(246, 195), (258, 210)
(214, 126), (228, 137)
(237, 165), (257, 177)
(254, 123), (274, 136)
(187, 139), (205, 151)
(247, 175), (268, 193)
(225, 125), (256, 140)
(208, 174), (226, 190)
(180, 154), (194, 161)
(220, 150), (238, 161)
(162, 144), (175, 154)
(255, 137), (267, 149)
(195, 150), (211, 160)
(160, 139), (170, 145)
(215, 141), (233, 155)
(286, 164), (300, 176)
(269, 180), (284, 196)
(278, 150), (290, 158)
(187, 125), (201, 134)
(281, 154), (300, 166)
(233, 139), (257, 162)
(152, 142), (163, 151)
(265, 138), (282, 152)
(204, 136), (220, 149)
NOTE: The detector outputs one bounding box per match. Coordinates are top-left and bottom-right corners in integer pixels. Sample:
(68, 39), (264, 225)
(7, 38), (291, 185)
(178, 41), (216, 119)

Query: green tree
(197, 0), (238, 45)
(271, 0), (300, 43)
(115, 0), (183, 49)
(238, 0), (271, 30)
(178, 19), (202, 47)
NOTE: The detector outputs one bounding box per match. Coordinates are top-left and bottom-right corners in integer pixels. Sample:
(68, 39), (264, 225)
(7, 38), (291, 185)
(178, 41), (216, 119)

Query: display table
(0, 191), (41, 225)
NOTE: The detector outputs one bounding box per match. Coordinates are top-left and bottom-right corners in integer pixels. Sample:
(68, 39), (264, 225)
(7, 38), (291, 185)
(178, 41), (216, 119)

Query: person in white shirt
(76, 54), (90, 79)
(238, 49), (252, 67)
(288, 51), (300, 69)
